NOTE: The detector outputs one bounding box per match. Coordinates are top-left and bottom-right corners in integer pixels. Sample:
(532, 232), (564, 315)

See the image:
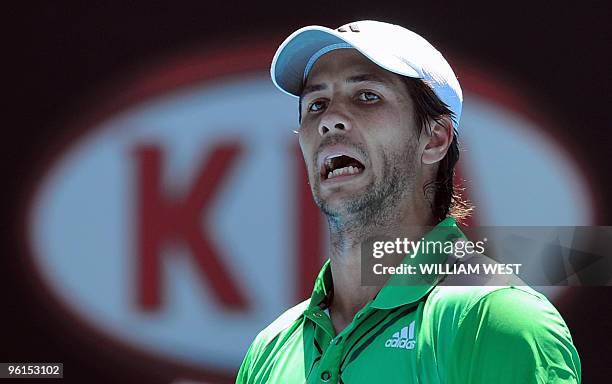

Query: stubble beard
(312, 137), (419, 237)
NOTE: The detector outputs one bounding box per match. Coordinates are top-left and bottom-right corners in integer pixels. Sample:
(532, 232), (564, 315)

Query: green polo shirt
(236, 218), (581, 383)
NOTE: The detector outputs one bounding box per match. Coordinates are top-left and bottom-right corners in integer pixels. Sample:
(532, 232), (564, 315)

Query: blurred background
(5, 1), (611, 383)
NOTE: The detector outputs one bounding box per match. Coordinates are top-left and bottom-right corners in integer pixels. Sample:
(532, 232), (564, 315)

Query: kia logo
(25, 41), (595, 378)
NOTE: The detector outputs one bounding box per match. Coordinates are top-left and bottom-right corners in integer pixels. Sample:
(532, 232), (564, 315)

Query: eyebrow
(300, 73), (390, 98)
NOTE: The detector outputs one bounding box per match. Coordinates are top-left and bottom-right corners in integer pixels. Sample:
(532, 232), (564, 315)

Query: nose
(318, 108), (352, 136)
(319, 122), (347, 136)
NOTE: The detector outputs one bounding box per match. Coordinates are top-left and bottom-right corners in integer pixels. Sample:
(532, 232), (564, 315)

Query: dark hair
(297, 77), (473, 223)
(401, 77), (473, 223)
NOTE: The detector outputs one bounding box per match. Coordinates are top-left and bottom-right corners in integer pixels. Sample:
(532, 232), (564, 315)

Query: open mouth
(321, 154), (366, 180)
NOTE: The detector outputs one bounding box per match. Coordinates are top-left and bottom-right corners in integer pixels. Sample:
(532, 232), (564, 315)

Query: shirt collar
(308, 258), (333, 310)
(308, 217), (467, 311)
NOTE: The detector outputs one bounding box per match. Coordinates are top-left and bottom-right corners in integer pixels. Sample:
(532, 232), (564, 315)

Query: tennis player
(236, 20), (581, 383)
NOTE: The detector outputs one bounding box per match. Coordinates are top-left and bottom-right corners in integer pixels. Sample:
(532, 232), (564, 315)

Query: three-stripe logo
(384, 321), (416, 350)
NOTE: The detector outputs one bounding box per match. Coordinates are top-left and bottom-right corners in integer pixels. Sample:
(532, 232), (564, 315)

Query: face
(298, 49), (424, 221)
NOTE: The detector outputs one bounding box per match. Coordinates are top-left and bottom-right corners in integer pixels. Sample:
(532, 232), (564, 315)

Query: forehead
(303, 49), (404, 89)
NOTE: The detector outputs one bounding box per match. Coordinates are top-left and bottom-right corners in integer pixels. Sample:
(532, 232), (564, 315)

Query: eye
(307, 99), (327, 113)
(357, 91), (380, 102)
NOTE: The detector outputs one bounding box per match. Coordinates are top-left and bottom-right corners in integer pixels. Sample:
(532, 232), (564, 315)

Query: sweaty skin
(297, 49), (454, 333)
(237, 33), (581, 384)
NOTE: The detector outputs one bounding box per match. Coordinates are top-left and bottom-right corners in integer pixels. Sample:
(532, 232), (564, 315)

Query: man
(236, 20), (581, 383)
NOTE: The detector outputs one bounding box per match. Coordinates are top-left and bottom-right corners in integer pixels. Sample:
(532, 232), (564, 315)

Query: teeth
(327, 166), (361, 179)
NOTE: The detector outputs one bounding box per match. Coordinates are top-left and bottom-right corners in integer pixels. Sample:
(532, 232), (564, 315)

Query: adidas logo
(384, 321), (416, 350)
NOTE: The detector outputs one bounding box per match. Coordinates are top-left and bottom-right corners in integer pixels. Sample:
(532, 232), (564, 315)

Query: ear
(421, 116), (454, 165)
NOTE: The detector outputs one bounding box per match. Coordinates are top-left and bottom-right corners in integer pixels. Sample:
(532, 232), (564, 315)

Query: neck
(326, 200), (435, 333)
